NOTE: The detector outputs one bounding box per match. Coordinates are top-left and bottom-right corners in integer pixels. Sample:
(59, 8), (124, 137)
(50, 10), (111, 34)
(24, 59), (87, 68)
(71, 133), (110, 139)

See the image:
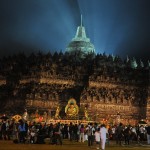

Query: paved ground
(0, 139), (150, 150)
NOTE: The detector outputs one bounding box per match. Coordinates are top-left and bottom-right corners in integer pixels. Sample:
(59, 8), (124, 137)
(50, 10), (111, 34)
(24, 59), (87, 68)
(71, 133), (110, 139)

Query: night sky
(0, 0), (150, 62)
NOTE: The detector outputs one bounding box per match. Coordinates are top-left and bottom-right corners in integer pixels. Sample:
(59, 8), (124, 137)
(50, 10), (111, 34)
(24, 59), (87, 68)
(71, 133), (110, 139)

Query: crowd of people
(0, 52), (150, 150)
(0, 119), (150, 149)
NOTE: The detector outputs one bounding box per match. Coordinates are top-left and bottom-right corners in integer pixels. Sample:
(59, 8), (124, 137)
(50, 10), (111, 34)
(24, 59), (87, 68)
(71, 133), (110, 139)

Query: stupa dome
(65, 15), (95, 58)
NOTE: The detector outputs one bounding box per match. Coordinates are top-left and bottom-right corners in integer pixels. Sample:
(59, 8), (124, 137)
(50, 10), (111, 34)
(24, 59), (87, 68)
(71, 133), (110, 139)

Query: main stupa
(65, 15), (95, 58)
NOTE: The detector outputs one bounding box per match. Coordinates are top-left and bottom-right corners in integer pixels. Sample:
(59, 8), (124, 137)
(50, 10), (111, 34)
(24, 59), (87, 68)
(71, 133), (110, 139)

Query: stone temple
(0, 16), (150, 125)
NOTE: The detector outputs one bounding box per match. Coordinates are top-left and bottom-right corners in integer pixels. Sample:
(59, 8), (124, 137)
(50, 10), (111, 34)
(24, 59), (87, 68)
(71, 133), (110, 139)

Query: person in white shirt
(100, 124), (107, 150)
(145, 124), (150, 144)
(139, 125), (145, 142)
(95, 128), (100, 149)
(86, 123), (95, 147)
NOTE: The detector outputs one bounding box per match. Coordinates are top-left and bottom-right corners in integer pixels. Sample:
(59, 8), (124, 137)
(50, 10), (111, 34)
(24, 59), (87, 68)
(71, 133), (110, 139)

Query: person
(73, 124), (79, 142)
(79, 124), (85, 142)
(145, 124), (150, 144)
(115, 123), (123, 145)
(11, 120), (19, 143)
(5, 120), (11, 140)
(48, 123), (54, 144)
(1, 120), (7, 140)
(100, 124), (107, 150)
(53, 123), (62, 145)
(130, 126), (137, 142)
(139, 125), (145, 142)
(95, 128), (100, 149)
(18, 120), (26, 143)
(29, 126), (37, 144)
(86, 123), (95, 147)
(36, 123), (46, 144)
(123, 126), (131, 145)
(68, 122), (74, 141)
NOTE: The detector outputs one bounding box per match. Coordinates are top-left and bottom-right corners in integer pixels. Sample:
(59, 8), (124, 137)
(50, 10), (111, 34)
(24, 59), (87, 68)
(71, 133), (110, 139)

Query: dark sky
(0, 0), (150, 62)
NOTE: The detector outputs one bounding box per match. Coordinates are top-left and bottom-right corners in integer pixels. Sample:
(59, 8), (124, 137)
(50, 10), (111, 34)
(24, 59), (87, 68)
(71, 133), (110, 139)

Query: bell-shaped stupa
(65, 15), (95, 58)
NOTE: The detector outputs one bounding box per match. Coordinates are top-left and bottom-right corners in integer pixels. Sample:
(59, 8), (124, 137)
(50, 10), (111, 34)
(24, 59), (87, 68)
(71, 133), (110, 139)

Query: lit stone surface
(66, 16), (95, 58)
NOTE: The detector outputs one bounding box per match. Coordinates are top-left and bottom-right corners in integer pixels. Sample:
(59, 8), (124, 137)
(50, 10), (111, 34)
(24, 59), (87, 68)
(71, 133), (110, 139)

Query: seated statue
(65, 98), (79, 117)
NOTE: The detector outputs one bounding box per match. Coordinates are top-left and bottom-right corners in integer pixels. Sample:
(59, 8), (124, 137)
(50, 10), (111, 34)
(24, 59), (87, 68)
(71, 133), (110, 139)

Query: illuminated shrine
(0, 16), (150, 125)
